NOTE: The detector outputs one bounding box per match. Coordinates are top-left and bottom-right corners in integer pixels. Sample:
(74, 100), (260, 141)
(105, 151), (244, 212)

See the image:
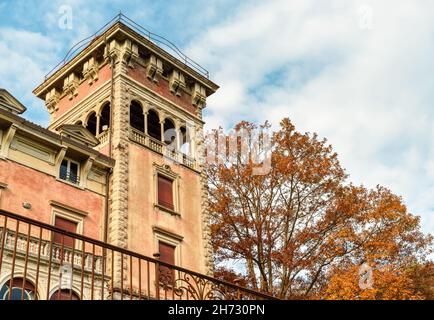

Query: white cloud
(188, 0), (434, 235)
(0, 28), (60, 124)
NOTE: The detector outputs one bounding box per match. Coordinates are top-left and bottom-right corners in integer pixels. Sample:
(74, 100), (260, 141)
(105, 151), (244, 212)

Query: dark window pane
(86, 112), (97, 136)
(60, 160), (68, 180)
(130, 101), (144, 132)
(147, 110), (161, 141)
(163, 119), (176, 145)
(99, 103), (111, 133)
(69, 162), (78, 183)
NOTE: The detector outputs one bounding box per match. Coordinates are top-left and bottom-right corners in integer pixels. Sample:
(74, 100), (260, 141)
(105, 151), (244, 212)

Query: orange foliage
(208, 119), (433, 299)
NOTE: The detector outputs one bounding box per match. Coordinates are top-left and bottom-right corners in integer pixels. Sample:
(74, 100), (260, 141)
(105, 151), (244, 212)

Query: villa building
(0, 15), (224, 300)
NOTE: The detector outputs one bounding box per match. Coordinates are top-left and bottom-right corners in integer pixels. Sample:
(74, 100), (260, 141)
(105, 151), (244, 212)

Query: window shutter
(159, 242), (175, 265)
(158, 241), (176, 284)
(54, 216), (78, 247)
(158, 175), (174, 210)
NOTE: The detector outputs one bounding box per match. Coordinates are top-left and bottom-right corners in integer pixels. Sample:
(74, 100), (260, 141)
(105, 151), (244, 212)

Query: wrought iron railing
(59, 171), (80, 185)
(0, 209), (276, 300)
(44, 13), (209, 81)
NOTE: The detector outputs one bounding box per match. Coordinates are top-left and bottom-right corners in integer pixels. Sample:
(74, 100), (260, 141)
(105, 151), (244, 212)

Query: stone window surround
(50, 200), (88, 249)
(152, 226), (183, 267)
(153, 163), (180, 216)
(0, 182), (7, 208)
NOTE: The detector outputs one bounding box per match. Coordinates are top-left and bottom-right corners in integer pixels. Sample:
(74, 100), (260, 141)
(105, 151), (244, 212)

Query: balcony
(0, 209), (276, 300)
(129, 128), (197, 171)
(96, 130), (109, 146)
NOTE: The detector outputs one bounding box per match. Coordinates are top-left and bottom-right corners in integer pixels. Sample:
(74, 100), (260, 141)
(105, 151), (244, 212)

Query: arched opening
(130, 100), (144, 132)
(179, 126), (189, 154)
(163, 118), (176, 145)
(0, 278), (37, 300)
(86, 112), (97, 136)
(75, 120), (83, 126)
(147, 109), (161, 141)
(49, 289), (80, 300)
(99, 103), (111, 134)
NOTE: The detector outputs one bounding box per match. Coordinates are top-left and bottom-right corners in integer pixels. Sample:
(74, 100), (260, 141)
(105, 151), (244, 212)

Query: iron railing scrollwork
(0, 209), (276, 300)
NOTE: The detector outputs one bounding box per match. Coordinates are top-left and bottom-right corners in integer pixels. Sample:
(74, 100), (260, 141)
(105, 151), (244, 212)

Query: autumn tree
(208, 118), (433, 299)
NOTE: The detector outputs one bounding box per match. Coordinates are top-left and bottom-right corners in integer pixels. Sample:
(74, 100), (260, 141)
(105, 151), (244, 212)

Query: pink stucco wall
(127, 143), (206, 274)
(0, 159), (106, 240)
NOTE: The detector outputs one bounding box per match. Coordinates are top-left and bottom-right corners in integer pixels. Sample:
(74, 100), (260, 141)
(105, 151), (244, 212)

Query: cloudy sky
(0, 0), (433, 236)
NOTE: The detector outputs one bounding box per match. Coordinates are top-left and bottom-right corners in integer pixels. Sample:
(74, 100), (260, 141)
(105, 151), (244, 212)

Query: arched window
(99, 103), (111, 134)
(0, 278), (36, 300)
(130, 100), (144, 132)
(75, 120), (83, 126)
(163, 118), (176, 145)
(86, 112), (97, 136)
(147, 109), (161, 141)
(50, 289), (80, 300)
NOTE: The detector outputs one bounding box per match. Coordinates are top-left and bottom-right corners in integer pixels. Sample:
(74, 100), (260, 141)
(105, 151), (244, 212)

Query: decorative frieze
(192, 83), (206, 109)
(83, 57), (99, 85)
(104, 39), (139, 68)
(169, 70), (186, 96)
(63, 73), (80, 100)
(45, 88), (61, 114)
(122, 39), (139, 67)
(146, 55), (163, 83)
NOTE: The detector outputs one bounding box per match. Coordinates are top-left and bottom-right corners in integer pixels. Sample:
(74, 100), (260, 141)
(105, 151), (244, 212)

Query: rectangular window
(59, 159), (80, 185)
(158, 241), (176, 285)
(158, 175), (174, 210)
(53, 216), (78, 247)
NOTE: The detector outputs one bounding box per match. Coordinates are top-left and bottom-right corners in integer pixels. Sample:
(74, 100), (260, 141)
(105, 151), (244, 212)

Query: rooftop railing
(44, 13), (209, 81)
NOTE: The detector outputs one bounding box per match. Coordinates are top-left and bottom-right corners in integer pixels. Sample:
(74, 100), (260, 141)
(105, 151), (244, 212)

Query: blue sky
(0, 0), (433, 238)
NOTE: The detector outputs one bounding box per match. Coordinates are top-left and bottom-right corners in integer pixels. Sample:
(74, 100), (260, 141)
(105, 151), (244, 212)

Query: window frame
(157, 174), (175, 211)
(50, 204), (85, 250)
(153, 164), (180, 216)
(153, 227), (183, 268)
(59, 158), (81, 185)
(0, 277), (37, 300)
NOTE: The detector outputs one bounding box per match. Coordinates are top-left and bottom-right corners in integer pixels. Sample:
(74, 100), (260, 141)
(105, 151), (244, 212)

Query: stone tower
(33, 17), (219, 287)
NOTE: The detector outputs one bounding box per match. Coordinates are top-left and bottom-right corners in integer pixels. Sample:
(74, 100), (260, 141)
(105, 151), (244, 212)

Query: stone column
(107, 59), (130, 291)
(143, 110), (148, 135)
(196, 124), (214, 275)
(160, 119), (165, 142)
(96, 113), (101, 136)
